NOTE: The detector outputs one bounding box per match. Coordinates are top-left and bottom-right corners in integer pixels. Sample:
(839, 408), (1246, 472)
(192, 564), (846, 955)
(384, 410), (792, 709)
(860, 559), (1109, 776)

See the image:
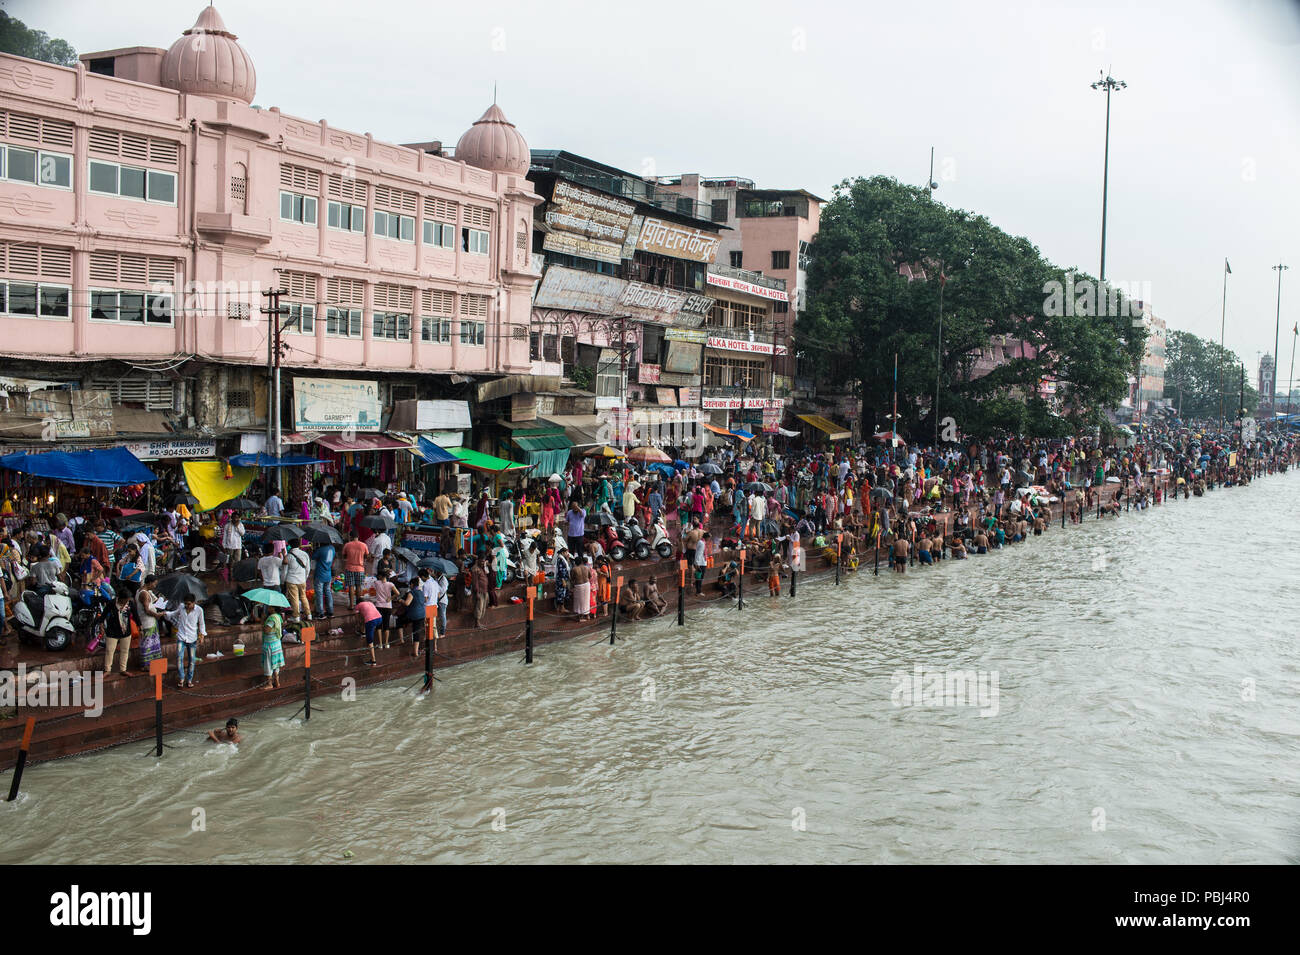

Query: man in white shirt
(264, 492), (284, 517)
(166, 595), (206, 688)
(367, 529), (392, 575)
(221, 516), (245, 566)
(282, 542), (311, 623)
(257, 543), (282, 589)
(134, 532), (156, 576)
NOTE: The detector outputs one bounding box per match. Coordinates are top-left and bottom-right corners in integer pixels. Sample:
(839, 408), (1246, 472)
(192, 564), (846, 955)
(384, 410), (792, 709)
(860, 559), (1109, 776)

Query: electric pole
(1091, 71), (1126, 283)
(261, 288), (290, 461)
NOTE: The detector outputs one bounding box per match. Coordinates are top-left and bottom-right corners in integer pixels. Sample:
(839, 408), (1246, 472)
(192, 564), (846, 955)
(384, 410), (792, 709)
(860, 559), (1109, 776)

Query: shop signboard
(123, 439), (217, 460)
(638, 363), (661, 384)
(293, 378), (382, 432)
(706, 270), (791, 302)
(635, 217), (721, 263)
(705, 336), (789, 356)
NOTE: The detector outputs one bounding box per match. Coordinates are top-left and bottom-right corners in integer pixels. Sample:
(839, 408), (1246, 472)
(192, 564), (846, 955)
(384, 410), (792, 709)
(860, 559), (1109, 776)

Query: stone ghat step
(0, 481), (1165, 769)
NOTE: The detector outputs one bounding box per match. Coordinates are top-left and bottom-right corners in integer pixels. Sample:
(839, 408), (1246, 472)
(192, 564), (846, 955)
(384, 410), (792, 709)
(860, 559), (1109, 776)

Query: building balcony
(195, 211), (272, 250)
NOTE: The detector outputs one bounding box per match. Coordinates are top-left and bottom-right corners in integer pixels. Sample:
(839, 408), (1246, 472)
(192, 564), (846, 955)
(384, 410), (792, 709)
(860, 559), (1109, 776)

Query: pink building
(0, 5), (539, 465)
(655, 175), (822, 383)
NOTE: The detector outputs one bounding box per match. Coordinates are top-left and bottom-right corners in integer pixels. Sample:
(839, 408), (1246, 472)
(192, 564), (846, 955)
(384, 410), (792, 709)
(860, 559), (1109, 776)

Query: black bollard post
(737, 549), (745, 610)
(610, 575), (622, 644)
(677, 560), (685, 626)
(835, 534), (842, 586)
(6, 718), (34, 802)
(149, 658), (166, 757)
(525, 591), (534, 664)
(302, 625), (315, 721)
(873, 532), (880, 576)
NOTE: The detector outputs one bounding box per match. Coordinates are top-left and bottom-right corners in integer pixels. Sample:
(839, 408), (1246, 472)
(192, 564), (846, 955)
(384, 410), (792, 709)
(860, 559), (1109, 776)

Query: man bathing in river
(891, 536), (910, 572)
(208, 718), (241, 744)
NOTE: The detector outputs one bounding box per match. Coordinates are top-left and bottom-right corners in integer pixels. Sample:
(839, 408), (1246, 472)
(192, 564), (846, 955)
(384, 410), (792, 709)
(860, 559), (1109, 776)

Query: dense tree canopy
(0, 12), (77, 67)
(797, 176), (1147, 440)
(1163, 329), (1258, 420)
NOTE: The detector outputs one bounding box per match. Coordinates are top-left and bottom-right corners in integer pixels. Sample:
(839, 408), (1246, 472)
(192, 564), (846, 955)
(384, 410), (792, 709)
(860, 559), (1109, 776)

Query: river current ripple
(4, 474), (1298, 864)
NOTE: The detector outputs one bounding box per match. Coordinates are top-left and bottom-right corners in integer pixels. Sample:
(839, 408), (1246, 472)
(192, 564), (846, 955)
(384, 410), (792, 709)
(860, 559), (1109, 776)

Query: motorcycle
(619, 517), (652, 561)
(72, 579), (117, 637)
(14, 581), (77, 652)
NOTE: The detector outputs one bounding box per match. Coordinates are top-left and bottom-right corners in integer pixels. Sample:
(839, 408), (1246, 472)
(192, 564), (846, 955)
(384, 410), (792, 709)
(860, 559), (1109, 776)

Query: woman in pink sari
(541, 484), (561, 533)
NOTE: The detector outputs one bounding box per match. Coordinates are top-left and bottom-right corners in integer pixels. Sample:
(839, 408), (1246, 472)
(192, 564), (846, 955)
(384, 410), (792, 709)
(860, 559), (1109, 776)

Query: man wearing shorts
(341, 531), (368, 608)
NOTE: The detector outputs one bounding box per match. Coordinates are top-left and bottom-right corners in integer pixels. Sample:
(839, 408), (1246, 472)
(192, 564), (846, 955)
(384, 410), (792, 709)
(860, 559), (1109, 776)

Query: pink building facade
(0, 5), (539, 457)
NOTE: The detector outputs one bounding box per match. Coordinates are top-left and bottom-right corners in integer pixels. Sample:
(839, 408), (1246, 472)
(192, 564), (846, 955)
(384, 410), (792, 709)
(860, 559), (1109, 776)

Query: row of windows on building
(0, 145), (178, 204)
(0, 280), (488, 344)
(278, 191), (491, 253)
(281, 303), (485, 344)
(724, 244), (808, 277)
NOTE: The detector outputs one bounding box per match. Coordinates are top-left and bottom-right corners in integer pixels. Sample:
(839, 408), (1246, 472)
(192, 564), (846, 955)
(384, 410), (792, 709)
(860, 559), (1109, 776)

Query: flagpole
(1288, 323), (1298, 419)
(1218, 259), (1229, 430)
(892, 352), (898, 448)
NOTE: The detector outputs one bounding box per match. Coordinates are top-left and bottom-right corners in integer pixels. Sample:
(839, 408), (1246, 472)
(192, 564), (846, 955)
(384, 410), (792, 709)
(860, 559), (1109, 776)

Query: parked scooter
(14, 581), (77, 652)
(599, 523), (627, 562)
(648, 518), (675, 559)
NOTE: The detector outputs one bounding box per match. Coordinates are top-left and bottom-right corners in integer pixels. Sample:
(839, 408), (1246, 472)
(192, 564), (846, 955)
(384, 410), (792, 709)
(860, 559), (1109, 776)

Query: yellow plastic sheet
(182, 461), (258, 512)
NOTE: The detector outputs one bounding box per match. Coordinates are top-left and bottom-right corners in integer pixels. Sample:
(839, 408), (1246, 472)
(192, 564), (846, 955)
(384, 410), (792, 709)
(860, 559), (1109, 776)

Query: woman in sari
(553, 548), (570, 611)
(492, 533), (509, 589)
(261, 607), (285, 690)
(135, 576), (163, 669)
(541, 484), (561, 533)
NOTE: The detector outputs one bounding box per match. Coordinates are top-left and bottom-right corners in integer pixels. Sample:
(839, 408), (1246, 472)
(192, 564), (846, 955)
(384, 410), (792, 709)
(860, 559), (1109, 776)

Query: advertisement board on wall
(542, 231), (624, 265)
(635, 217), (721, 263)
(293, 378), (382, 432)
(663, 340), (703, 375)
(664, 328), (708, 344)
(705, 336), (789, 356)
(547, 180), (636, 242)
(532, 266), (714, 325)
(700, 396), (785, 410)
(638, 363), (661, 384)
(123, 439), (217, 460)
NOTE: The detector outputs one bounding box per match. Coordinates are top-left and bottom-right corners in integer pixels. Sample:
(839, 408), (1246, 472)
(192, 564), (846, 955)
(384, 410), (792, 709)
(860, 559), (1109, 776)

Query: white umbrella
(548, 473), (563, 484)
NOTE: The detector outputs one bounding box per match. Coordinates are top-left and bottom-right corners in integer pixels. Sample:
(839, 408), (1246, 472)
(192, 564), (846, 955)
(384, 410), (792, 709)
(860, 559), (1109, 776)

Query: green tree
(798, 176), (1145, 440)
(0, 12), (77, 67)
(1163, 329), (1257, 420)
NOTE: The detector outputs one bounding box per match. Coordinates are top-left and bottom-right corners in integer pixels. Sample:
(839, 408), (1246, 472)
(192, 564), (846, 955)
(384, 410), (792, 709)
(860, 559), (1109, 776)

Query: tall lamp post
(1217, 259), (1230, 429)
(1091, 71), (1126, 283)
(1271, 263), (1289, 430)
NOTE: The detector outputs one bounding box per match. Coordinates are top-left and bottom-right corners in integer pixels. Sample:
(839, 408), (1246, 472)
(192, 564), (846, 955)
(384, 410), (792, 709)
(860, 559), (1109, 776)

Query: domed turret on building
(159, 4), (256, 104)
(454, 104), (530, 177)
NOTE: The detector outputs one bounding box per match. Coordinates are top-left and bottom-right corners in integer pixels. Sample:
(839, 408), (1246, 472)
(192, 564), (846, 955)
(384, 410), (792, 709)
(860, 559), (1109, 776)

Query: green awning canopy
(450, 447), (530, 473)
(512, 432), (573, 452)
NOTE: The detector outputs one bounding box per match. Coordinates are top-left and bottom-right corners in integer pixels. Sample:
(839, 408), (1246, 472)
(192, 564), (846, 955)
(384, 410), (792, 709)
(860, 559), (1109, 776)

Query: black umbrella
(358, 515), (394, 531)
(172, 493), (199, 509)
(262, 524), (304, 542)
(155, 573), (207, 602)
(114, 512), (168, 529)
(870, 486), (894, 501)
(231, 557), (260, 582)
(745, 482), (772, 494)
(227, 497), (261, 511)
(418, 556), (459, 576)
(699, 462), (723, 474)
(357, 488), (384, 502)
(393, 546), (421, 567)
(300, 522), (343, 545)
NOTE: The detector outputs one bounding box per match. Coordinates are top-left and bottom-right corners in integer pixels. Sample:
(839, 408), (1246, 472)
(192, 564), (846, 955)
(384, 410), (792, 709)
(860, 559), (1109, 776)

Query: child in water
(207, 718), (241, 744)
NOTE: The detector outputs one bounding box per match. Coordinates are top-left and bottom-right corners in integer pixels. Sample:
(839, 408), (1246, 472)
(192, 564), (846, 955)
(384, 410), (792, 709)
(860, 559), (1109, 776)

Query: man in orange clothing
(340, 531), (369, 608)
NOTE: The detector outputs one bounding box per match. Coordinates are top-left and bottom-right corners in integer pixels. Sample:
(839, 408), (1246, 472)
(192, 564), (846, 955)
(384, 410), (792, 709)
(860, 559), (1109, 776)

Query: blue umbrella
(672, 459), (689, 470)
(646, 462), (676, 478)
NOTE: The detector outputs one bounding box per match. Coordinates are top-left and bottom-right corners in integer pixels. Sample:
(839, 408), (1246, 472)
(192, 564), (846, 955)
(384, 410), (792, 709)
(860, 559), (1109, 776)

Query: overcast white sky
(14, 0), (1300, 388)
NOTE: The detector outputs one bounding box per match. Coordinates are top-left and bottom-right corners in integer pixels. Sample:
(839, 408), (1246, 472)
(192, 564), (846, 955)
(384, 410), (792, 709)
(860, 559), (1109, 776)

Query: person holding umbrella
(312, 536), (336, 620)
(244, 588), (290, 689)
(282, 540), (311, 624)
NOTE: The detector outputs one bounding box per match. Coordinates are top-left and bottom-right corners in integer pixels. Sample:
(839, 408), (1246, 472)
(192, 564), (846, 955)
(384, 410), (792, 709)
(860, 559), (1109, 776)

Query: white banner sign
(706, 271), (792, 302)
(293, 378), (382, 432)
(706, 336), (789, 356)
(123, 439), (217, 460)
(701, 396), (784, 410)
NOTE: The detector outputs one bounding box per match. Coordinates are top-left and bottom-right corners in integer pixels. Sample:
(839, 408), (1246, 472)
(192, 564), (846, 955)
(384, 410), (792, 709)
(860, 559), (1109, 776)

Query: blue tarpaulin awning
(228, 453), (327, 468)
(0, 447), (158, 487)
(414, 437), (458, 465)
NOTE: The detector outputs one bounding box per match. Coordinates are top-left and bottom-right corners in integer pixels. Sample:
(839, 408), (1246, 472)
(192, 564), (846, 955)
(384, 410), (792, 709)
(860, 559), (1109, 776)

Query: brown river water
(3, 472), (1298, 864)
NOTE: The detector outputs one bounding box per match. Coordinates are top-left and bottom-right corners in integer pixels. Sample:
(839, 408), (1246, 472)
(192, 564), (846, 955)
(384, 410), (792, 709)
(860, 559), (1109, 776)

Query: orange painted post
(610, 574), (623, 644)
(149, 658), (167, 757)
(738, 548), (746, 610)
(6, 717), (35, 801)
(525, 590), (535, 664)
(301, 625), (315, 721)
(677, 558), (686, 626)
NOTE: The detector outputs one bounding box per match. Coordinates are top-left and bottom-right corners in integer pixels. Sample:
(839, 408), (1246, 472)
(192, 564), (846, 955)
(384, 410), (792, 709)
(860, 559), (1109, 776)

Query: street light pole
(934, 263), (945, 447)
(1091, 71), (1126, 283)
(1271, 263), (1288, 427)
